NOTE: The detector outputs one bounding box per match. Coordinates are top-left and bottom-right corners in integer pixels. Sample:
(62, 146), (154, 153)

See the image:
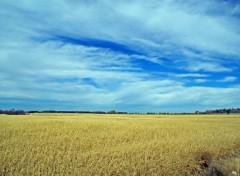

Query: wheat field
(0, 113), (240, 175)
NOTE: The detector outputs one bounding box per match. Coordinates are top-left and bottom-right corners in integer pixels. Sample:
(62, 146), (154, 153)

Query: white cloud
(173, 73), (209, 78)
(218, 76), (238, 82)
(186, 61), (232, 72)
(194, 79), (208, 83)
(1, 0), (240, 59)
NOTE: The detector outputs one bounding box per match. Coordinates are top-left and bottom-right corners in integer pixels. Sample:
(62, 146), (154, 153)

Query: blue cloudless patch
(82, 78), (100, 88)
(52, 35), (142, 55)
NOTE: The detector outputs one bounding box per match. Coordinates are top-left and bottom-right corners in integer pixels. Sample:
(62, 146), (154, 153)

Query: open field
(0, 114), (240, 175)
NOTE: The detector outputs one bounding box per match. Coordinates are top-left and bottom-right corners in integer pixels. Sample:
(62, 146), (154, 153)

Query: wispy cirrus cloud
(173, 73), (209, 78)
(194, 79), (208, 84)
(185, 61), (233, 73)
(218, 76), (238, 82)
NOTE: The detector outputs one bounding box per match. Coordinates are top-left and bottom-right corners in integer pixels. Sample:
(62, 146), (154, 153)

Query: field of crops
(0, 113), (240, 175)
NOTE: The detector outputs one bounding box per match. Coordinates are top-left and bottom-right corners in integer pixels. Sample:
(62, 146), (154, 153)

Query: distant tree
(226, 109), (231, 114)
(2, 109), (25, 115)
(107, 110), (117, 114)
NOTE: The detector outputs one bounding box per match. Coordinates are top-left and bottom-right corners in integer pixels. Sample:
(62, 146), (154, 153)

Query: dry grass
(0, 113), (240, 175)
(201, 153), (240, 176)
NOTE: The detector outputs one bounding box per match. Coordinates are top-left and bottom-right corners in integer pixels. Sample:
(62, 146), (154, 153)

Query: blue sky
(0, 0), (239, 112)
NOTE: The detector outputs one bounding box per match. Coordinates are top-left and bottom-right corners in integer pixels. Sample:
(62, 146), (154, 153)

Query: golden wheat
(0, 113), (240, 175)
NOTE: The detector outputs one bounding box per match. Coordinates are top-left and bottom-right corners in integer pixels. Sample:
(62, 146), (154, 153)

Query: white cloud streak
(218, 76), (238, 82)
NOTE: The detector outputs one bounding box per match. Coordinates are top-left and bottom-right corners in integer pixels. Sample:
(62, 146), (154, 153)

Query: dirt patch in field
(194, 149), (240, 176)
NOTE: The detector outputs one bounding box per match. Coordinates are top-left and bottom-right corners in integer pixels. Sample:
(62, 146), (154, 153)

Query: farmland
(0, 113), (240, 175)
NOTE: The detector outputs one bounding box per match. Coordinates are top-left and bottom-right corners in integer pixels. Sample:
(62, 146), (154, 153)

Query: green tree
(107, 110), (117, 114)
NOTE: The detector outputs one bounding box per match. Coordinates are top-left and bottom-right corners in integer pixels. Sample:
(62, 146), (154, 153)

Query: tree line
(27, 110), (128, 114)
(0, 109), (25, 115)
(195, 108), (240, 114)
(1, 108), (239, 115)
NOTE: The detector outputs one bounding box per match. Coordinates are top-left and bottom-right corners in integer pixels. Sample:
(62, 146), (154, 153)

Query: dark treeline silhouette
(0, 109), (25, 115)
(28, 110), (128, 114)
(195, 108), (240, 114)
(28, 110), (107, 114)
(1, 108), (239, 115)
